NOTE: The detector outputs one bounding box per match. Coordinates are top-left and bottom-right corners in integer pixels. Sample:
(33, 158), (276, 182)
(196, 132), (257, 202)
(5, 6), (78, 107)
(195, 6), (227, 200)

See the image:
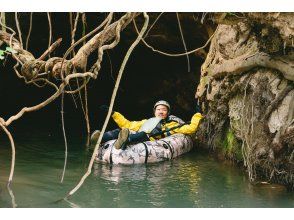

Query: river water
(0, 129), (293, 208)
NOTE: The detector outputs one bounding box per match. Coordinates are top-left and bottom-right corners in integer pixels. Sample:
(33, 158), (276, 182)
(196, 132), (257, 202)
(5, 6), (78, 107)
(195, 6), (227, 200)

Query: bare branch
(25, 12), (33, 50)
(0, 121), (16, 186)
(3, 72), (95, 127)
(72, 12), (139, 70)
(176, 12), (190, 72)
(38, 38), (62, 60)
(60, 92), (68, 183)
(133, 19), (218, 57)
(15, 12), (23, 48)
(47, 12), (52, 56)
(0, 13), (139, 79)
(65, 12), (149, 199)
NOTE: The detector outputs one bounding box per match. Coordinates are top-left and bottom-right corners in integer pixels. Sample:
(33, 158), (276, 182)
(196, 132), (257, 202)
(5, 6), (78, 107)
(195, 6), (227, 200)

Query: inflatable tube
(95, 134), (193, 165)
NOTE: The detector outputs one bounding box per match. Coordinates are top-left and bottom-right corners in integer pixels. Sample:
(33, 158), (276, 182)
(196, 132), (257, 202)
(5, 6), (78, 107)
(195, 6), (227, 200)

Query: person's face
(154, 105), (169, 119)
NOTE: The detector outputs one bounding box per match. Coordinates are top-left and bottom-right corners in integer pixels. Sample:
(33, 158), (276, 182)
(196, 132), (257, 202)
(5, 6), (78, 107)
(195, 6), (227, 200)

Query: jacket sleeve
(112, 112), (147, 132)
(172, 113), (203, 135)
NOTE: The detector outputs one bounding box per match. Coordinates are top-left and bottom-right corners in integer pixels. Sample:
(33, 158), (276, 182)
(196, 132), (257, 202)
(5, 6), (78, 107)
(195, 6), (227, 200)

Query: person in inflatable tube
(91, 100), (203, 150)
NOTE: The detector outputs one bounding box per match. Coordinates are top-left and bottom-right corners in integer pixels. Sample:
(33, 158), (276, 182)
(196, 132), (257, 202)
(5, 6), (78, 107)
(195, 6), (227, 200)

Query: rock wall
(196, 13), (294, 188)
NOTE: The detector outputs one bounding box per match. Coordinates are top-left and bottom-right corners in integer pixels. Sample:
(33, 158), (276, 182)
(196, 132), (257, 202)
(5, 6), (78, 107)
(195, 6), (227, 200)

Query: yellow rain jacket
(112, 112), (203, 141)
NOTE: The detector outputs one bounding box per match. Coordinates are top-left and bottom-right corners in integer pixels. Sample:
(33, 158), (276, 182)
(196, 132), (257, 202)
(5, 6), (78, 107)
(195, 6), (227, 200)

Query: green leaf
(0, 49), (5, 56)
(0, 55), (5, 60)
(5, 47), (17, 54)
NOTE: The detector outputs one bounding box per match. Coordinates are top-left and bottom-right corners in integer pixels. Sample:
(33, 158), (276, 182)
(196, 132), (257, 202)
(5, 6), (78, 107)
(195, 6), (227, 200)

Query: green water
(0, 130), (293, 208)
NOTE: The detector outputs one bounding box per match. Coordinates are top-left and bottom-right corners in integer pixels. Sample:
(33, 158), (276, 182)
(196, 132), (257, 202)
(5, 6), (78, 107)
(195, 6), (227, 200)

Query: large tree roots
(196, 13), (294, 189)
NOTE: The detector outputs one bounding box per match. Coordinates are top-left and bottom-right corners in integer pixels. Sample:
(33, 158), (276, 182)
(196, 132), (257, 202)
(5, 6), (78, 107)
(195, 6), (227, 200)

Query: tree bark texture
(196, 13), (294, 188)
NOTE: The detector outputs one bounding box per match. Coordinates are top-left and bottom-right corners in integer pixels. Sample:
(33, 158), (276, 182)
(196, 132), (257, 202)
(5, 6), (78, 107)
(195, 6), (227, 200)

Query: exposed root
(133, 16), (219, 57)
(25, 12), (33, 50)
(38, 38), (62, 61)
(70, 12), (80, 56)
(47, 12), (52, 57)
(211, 52), (294, 82)
(0, 120), (16, 186)
(60, 92), (68, 183)
(2, 72), (95, 127)
(176, 13), (190, 72)
(0, 13), (138, 80)
(264, 82), (294, 120)
(143, 12), (164, 39)
(15, 12), (23, 48)
(65, 12), (149, 199)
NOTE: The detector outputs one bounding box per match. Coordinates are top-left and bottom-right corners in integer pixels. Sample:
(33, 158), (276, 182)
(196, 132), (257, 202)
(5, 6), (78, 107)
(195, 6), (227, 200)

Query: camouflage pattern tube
(95, 134), (193, 165)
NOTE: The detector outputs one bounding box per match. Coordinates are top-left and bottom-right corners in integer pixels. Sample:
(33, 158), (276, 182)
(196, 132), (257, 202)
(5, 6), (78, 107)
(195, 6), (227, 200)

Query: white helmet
(153, 100), (170, 113)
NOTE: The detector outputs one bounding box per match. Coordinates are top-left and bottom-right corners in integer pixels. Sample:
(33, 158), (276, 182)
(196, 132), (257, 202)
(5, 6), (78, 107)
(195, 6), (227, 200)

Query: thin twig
(65, 77), (90, 94)
(67, 12), (81, 108)
(38, 38), (62, 60)
(65, 12), (149, 199)
(106, 50), (115, 81)
(76, 78), (86, 114)
(47, 12), (52, 58)
(3, 72), (95, 127)
(60, 91), (68, 183)
(0, 122), (16, 186)
(27, 77), (59, 91)
(133, 19), (218, 57)
(15, 12), (23, 48)
(70, 13), (89, 126)
(69, 12), (73, 35)
(176, 12), (190, 72)
(143, 12), (164, 39)
(1, 17), (24, 65)
(61, 12), (113, 70)
(25, 12), (33, 50)
(71, 12), (80, 56)
(90, 13), (128, 76)
(0, 12), (6, 47)
(84, 84), (91, 145)
(80, 13), (90, 138)
(81, 13), (87, 46)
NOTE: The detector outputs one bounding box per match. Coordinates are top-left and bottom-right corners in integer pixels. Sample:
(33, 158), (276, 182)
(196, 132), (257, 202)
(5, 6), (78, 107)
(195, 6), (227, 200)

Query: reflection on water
(0, 131), (293, 208)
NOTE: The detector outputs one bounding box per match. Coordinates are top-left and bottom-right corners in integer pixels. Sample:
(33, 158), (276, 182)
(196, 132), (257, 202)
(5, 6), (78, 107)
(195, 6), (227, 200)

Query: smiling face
(154, 104), (169, 119)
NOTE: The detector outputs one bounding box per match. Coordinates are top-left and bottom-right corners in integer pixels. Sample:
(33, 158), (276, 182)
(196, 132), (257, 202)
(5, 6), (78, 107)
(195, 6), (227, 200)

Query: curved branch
(176, 12), (190, 72)
(65, 12), (149, 199)
(0, 13), (140, 78)
(62, 12), (113, 64)
(47, 12), (52, 55)
(71, 12), (139, 70)
(15, 12), (23, 48)
(0, 122), (16, 186)
(133, 20), (218, 57)
(3, 72), (95, 127)
(0, 30), (35, 63)
(25, 12), (33, 50)
(60, 91), (68, 183)
(38, 38), (62, 60)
